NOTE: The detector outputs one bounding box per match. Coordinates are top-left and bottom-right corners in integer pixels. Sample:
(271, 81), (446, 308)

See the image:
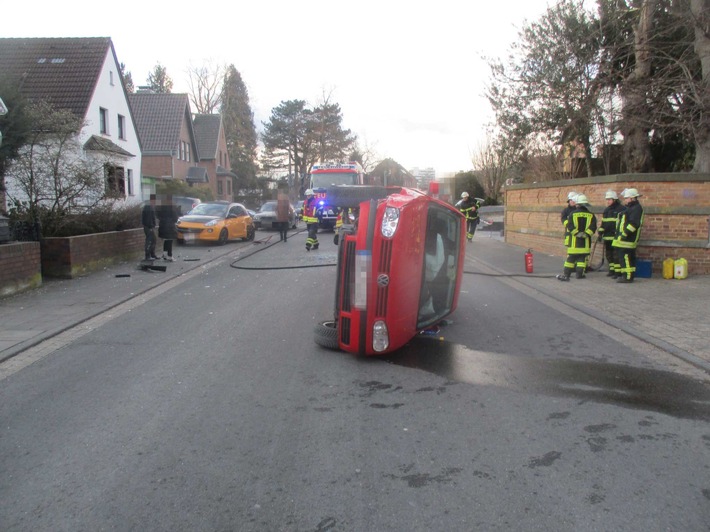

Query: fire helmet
(461, 192), (469, 199)
(567, 191), (578, 201)
(305, 189), (314, 196)
(575, 194), (590, 205)
(605, 190), (618, 200)
(623, 188), (640, 198)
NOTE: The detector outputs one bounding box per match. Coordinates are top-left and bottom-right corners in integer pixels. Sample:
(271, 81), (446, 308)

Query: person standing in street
(455, 192), (481, 242)
(557, 194), (597, 281)
(613, 188), (644, 283)
(275, 189), (292, 242)
(156, 194), (179, 262)
(303, 189), (320, 251)
(141, 194), (158, 261)
(598, 189), (624, 278)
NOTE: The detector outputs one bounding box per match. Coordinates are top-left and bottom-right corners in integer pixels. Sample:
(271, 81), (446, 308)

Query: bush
(8, 202), (142, 238)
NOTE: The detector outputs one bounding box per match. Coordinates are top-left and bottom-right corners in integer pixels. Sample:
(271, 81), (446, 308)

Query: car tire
(218, 228), (228, 245)
(314, 320), (339, 350)
(243, 225), (255, 241)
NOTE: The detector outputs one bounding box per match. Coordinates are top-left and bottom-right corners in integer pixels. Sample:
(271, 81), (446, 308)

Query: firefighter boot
(556, 274), (570, 282)
(576, 267), (586, 279)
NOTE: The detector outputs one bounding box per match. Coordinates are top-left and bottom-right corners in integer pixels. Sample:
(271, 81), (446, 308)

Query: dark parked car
(142, 195), (201, 216)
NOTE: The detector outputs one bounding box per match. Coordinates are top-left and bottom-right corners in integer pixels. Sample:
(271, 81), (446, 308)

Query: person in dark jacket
(561, 191), (578, 247)
(598, 189), (625, 278)
(156, 195), (180, 262)
(557, 194), (597, 281)
(613, 188), (644, 283)
(275, 190), (292, 242)
(141, 194), (158, 260)
(455, 192), (481, 242)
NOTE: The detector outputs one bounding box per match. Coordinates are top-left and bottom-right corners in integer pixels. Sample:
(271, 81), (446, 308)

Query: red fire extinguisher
(525, 248), (534, 274)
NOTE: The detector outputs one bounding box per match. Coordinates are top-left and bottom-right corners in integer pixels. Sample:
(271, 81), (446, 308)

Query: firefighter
(613, 188), (644, 283)
(455, 192), (481, 242)
(598, 189), (624, 277)
(302, 189), (320, 251)
(557, 194), (597, 281)
(561, 191), (578, 247)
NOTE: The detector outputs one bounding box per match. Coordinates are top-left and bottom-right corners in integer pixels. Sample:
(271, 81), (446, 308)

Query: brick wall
(0, 242), (42, 297)
(41, 228), (144, 278)
(505, 174), (710, 275)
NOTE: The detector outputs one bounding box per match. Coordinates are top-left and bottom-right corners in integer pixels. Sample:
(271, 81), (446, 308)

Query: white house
(0, 37), (143, 209)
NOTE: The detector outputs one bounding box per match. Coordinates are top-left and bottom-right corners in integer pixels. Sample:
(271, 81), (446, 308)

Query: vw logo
(377, 273), (390, 287)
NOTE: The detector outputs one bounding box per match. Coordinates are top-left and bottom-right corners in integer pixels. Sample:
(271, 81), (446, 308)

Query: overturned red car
(314, 186), (466, 356)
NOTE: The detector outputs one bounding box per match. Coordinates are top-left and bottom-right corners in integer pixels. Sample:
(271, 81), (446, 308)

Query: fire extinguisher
(525, 249), (534, 274)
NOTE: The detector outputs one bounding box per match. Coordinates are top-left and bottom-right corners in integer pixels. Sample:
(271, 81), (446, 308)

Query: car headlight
(381, 207), (400, 238)
(372, 320), (389, 352)
(205, 219), (219, 227)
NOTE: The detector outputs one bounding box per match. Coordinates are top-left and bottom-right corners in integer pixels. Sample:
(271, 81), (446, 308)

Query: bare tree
(187, 61), (225, 114)
(470, 134), (516, 202)
(690, 0), (710, 171)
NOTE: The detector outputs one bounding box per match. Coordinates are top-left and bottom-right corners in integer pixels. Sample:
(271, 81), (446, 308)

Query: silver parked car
(252, 201), (297, 230)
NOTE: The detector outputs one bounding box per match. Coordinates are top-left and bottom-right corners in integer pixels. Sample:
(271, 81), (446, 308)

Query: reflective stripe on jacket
(599, 200), (624, 241)
(612, 200), (644, 250)
(566, 207), (597, 254)
(303, 197), (319, 224)
(455, 198), (480, 220)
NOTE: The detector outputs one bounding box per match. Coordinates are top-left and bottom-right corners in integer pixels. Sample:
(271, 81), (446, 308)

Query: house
(0, 37), (142, 208)
(128, 93), (235, 200)
(193, 114), (237, 201)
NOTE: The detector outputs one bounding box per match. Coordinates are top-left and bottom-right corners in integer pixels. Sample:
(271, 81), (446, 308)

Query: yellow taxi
(176, 201), (255, 245)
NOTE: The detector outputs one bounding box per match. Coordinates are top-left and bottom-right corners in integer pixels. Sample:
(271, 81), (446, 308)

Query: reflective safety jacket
(598, 199), (624, 241)
(561, 203), (575, 246)
(566, 206), (597, 254)
(613, 199), (644, 250)
(302, 196), (319, 224)
(455, 198), (480, 220)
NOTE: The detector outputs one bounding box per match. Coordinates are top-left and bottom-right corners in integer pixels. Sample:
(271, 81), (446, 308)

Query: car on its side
(176, 201), (255, 245)
(252, 201), (297, 230)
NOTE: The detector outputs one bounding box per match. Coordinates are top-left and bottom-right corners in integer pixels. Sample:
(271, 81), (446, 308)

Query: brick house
(0, 37), (142, 209)
(128, 93), (236, 200)
(193, 114), (237, 201)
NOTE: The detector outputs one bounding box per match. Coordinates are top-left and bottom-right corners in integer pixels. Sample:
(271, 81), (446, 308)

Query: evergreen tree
(220, 65), (258, 192)
(119, 63), (134, 93)
(147, 63), (173, 94)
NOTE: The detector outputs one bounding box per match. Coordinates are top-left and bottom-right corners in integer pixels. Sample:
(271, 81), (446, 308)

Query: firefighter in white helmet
(302, 189), (320, 251)
(455, 192), (481, 242)
(557, 194), (597, 281)
(613, 188), (644, 283)
(561, 191), (578, 247)
(598, 190), (624, 277)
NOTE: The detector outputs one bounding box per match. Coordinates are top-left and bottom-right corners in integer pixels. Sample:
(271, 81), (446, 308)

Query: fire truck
(308, 162), (366, 230)
(313, 185), (466, 356)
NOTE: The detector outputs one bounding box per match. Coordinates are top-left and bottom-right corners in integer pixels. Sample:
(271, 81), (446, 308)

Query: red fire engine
(308, 162), (366, 230)
(314, 185), (466, 356)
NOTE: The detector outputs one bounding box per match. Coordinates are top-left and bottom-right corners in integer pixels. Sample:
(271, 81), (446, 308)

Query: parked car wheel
(218, 228), (228, 245)
(314, 320), (339, 350)
(243, 225), (255, 241)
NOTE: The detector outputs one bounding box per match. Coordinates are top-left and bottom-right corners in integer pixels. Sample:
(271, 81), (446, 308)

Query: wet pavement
(1, 227), (709, 377)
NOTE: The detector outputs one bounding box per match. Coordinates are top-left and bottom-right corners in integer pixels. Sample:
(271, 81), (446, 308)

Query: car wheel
(314, 320), (339, 350)
(243, 225), (255, 241)
(218, 228), (228, 245)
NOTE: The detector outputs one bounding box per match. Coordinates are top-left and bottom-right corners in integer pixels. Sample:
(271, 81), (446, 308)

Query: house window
(186, 143), (191, 162)
(104, 164), (126, 197)
(217, 180), (223, 196)
(227, 179), (232, 196)
(100, 108), (109, 135)
(118, 115), (125, 140)
(110, 71), (115, 86)
(178, 142), (183, 160)
(127, 169), (134, 196)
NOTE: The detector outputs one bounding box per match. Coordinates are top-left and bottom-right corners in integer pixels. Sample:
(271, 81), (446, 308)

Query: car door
(227, 205), (247, 238)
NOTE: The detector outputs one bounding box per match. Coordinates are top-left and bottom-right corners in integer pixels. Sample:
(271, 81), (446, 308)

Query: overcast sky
(5, 0), (555, 176)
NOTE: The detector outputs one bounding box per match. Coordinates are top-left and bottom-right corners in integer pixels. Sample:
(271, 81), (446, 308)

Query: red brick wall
(0, 242), (42, 297)
(41, 228), (144, 278)
(505, 174), (710, 274)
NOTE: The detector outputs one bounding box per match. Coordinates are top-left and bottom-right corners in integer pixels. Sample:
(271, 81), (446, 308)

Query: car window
(259, 202), (276, 212)
(229, 206), (246, 217)
(192, 203), (228, 217)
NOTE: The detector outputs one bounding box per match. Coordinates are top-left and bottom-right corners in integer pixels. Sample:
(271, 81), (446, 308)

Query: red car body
(316, 186), (466, 356)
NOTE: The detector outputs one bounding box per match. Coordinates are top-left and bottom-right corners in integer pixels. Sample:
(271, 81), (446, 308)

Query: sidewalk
(1, 231), (709, 373)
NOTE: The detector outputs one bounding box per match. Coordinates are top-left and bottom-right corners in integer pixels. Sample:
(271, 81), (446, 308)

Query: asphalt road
(1, 230), (709, 531)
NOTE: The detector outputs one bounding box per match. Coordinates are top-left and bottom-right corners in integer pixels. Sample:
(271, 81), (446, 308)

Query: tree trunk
(622, 0), (655, 173)
(691, 0), (710, 172)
